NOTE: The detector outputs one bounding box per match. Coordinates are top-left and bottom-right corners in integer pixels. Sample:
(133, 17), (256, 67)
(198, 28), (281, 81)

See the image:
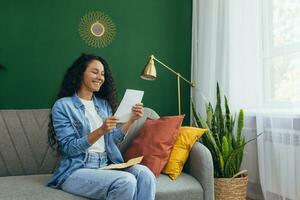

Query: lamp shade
(140, 55), (157, 80)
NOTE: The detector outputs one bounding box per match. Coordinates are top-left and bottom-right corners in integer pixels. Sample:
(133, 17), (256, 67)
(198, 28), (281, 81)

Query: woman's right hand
(98, 116), (119, 135)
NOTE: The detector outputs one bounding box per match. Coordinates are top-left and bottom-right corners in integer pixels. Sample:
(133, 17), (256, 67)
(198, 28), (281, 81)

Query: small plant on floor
(192, 83), (256, 178)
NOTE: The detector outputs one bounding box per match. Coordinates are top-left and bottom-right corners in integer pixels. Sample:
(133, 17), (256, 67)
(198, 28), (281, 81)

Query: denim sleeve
(52, 102), (91, 157)
(111, 128), (126, 144)
(105, 101), (126, 144)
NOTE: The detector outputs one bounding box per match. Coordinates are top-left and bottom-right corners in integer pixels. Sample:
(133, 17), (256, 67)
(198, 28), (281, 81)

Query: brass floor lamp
(140, 55), (195, 115)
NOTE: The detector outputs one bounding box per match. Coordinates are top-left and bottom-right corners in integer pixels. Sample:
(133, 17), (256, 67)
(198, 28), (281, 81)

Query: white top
(80, 98), (105, 153)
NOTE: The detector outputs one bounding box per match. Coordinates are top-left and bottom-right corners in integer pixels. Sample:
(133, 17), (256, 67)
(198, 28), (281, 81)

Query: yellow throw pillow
(162, 126), (207, 180)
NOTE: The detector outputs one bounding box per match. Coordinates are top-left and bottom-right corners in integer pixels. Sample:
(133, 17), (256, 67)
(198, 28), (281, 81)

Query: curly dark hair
(47, 53), (118, 151)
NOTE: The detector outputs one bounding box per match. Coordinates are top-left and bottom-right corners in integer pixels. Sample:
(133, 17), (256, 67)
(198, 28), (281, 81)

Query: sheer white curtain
(191, 0), (261, 113)
(256, 113), (300, 200)
(255, 1), (300, 199)
(191, 0), (229, 116)
(192, 0), (300, 199)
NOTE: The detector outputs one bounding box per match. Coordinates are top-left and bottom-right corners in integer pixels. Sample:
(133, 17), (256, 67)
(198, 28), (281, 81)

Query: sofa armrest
(184, 142), (214, 200)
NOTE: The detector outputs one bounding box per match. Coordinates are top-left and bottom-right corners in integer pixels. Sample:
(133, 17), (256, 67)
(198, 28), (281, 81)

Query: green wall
(0, 0), (192, 122)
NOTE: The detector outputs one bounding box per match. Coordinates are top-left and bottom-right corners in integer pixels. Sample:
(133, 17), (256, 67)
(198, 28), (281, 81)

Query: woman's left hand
(130, 103), (144, 122)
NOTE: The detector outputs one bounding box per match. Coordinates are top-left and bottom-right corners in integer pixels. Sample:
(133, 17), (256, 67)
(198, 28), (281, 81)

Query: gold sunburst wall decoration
(79, 11), (116, 48)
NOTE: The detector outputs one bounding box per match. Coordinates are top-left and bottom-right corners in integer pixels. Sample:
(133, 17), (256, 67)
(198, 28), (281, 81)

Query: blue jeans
(61, 152), (156, 200)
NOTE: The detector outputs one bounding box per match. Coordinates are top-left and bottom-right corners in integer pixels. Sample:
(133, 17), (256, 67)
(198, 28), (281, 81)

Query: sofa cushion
(124, 115), (184, 176)
(118, 107), (160, 154)
(162, 126), (207, 180)
(0, 174), (85, 200)
(156, 173), (204, 200)
(0, 173), (203, 200)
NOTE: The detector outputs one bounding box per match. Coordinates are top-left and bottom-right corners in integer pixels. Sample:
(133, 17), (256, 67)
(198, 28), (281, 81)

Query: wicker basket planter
(214, 170), (248, 200)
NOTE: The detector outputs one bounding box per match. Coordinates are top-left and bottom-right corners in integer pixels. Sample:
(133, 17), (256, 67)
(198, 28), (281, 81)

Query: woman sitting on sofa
(47, 53), (156, 200)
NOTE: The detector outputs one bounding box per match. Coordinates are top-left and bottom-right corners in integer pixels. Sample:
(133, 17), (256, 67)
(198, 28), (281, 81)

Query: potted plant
(192, 83), (257, 200)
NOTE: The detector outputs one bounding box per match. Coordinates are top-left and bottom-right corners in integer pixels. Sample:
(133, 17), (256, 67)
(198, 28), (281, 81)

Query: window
(263, 0), (300, 106)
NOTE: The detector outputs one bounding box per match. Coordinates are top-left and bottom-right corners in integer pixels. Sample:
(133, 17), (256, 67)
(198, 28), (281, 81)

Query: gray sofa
(0, 108), (214, 200)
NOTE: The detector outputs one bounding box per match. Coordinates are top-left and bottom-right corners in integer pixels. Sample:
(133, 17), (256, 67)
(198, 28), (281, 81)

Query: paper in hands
(114, 89), (144, 123)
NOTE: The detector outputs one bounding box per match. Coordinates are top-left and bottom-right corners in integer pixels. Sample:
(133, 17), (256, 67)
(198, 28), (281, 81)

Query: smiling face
(80, 60), (105, 93)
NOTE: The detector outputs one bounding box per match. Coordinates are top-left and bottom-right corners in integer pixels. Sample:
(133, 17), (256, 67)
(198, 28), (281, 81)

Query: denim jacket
(47, 93), (125, 188)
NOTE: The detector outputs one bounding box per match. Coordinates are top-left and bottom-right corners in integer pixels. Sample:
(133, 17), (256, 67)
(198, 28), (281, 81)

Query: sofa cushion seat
(156, 173), (203, 200)
(0, 174), (85, 200)
(0, 172), (203, 200)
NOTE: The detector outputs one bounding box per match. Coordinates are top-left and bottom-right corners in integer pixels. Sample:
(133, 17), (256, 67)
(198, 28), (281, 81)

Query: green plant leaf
(225, 96), (231, 135)
(218, 151), (225, 177)
(224, 145), (245, 177)
(215, 83), (224, 141)
(206, 103), (213, 128)
(229, 116), (237, 149)
(191, 101), (205, 128)
(224, 135), (259, 177)
(222, 136), (230, 162)
(236, 109), (244, 146)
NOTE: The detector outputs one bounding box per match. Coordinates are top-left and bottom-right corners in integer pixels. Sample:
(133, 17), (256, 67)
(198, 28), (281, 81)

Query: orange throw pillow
(124, 115), (184, 176)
